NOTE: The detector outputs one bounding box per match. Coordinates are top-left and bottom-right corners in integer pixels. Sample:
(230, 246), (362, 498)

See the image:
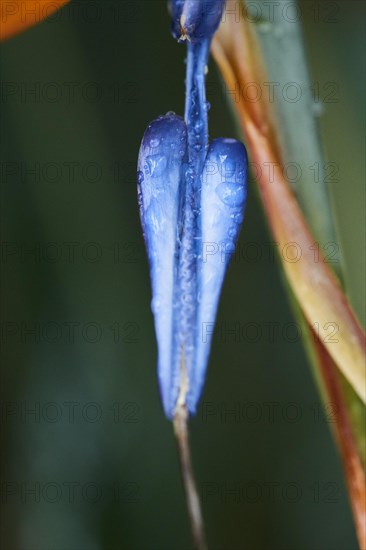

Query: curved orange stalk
(0, 0), (69, 42)
(312, 328), (366, 549)
(212, 8), (366, 547)
(212, 11), (366, 405)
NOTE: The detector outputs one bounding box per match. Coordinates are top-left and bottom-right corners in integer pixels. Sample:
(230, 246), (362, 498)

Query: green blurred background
(1, 1), (364, 548)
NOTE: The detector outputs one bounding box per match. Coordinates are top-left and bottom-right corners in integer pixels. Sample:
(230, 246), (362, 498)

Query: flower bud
(170, 0), (225, 43)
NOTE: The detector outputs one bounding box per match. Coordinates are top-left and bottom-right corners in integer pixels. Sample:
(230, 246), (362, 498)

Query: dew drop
(224, 158), (236, 173)
(150, 138), (160, 148)
(137, 187), (143, 210)
(216, 182), (245, 208)
(234, 211), (244, 224)
(137, 170), (144, 185)
(194, 120), (203, 132)
(145, 154), (167, 177)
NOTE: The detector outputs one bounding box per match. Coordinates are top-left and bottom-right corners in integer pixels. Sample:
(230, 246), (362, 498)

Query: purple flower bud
(139, 4), (248, 420)
(138, 120), (248, 417)
(170, 0), (225, 43)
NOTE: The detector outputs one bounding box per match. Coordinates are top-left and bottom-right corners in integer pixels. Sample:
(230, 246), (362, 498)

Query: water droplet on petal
(234, 211), (244, 224)
(216, 182), (245, 208)
(150, 138), (160, 148)
(195, 120), (203, 132)
(145, 154), (167, 178)
(223, 158), (236, 178)
(137, 170), (144, 185)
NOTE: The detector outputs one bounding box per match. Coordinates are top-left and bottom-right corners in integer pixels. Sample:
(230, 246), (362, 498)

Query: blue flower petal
(137, 113), (187, 417)
(187, 138), (248, 414)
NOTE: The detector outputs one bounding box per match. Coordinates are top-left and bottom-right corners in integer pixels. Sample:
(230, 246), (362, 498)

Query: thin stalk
(288, 289), (366, 548)
(311, 327), (366, 548)
(174, 403), (207, 550)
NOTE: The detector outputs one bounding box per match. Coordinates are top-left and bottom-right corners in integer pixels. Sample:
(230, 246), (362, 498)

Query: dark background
(1, 1), (365, 548)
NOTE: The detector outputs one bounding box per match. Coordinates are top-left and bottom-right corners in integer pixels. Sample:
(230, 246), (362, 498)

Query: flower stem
(174, 403), (207, 550)
(173, 37), (214, 550)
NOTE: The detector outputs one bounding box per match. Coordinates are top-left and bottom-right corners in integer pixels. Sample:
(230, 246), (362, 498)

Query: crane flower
(137, 0), (248, 418)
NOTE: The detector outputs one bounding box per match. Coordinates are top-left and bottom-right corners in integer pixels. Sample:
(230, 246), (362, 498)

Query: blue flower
(138, 119), (248, 418)
(137, 2), (248, 419)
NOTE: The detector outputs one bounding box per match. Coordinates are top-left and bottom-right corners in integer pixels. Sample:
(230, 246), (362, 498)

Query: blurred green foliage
(1, 1), (364, 548)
